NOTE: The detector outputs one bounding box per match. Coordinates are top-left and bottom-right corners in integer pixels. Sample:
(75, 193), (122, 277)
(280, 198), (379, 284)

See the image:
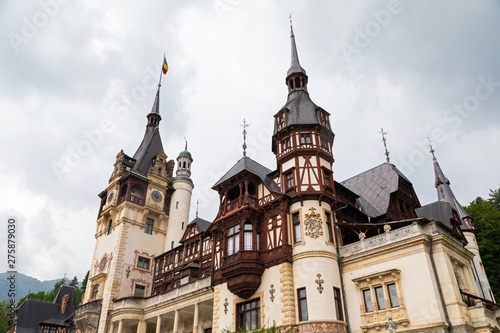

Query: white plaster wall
(293, 256), (341, 322)
(165, 179), (193, 250)
(216, 265), (284, 331)
(343, 249), (444, 333)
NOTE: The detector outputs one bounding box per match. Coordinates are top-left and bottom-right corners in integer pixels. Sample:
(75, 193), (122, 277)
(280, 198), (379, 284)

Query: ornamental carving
(304, 207), (323, 239)
(315, 274), (324, 294)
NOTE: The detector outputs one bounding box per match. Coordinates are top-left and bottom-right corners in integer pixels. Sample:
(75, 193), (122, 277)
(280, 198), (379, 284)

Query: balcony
(74, 300), (102, 333)
(221, 251), (264, 299)
(460, 290), (500, 330)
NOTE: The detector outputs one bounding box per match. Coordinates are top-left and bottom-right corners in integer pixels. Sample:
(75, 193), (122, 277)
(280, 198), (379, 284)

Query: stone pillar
(155, 316), (162, 333)
(117, 320), (123, 333)
(193, 304), (199, 333)
(173, 310), (179, 333)
(137, 320), (146, 333)
(109, 322), (115, 333)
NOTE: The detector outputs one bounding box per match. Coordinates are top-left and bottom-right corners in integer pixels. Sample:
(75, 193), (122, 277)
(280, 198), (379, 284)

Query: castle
(72, 23), (499, 333)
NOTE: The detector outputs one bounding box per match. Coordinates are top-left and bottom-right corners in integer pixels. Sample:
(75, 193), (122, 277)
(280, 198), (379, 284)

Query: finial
(184, 137), (188, 151)
(379, 127), (390, 163)
(289, 12), (294, 37)
(196, 199), (199, 218)
(428, 135), (437, 161)
(241, 119), (250, 157)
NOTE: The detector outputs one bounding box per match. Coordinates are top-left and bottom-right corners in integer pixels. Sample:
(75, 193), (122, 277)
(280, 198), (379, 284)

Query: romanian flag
(162, 55), (168, 74)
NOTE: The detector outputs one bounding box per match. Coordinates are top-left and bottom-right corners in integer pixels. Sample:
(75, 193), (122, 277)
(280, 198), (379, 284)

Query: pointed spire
(241, 119), (250, 157)
(379, 127), (390, 163)
(287, 14), (307, 77)
(428, 140), (471, 227)
(184, 137), (188, 151)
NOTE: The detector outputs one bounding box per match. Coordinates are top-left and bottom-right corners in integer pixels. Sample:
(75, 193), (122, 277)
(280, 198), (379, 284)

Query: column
(173, 310), (179, 333)
(137, 320), (146, 333)
(109, 322), (115, 333)
(117, 320), (123, 333)
(155, 316), (162, 333)
(193, 304), (199, 333)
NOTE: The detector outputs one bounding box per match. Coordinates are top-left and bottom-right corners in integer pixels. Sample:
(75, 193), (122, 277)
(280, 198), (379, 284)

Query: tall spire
(428, 140), (472, 229)
(287, 14), (307, 77)
(379, 127), (390, 163)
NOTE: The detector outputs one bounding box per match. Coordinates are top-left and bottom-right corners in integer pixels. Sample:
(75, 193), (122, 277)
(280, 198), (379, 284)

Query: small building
(10, 285), (76, 333)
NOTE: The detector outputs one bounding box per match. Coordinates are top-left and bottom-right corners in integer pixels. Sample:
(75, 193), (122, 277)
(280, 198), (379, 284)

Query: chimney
(61, 294), (69, 315)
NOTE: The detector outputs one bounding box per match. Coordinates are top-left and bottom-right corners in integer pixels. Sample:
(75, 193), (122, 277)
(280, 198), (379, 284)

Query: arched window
(107, 220), (112, 235)
(289, 79), (294, 89)
(91, 284), (99, 299)
(295, 77), (301, 89)
(243, 223), (253, 251)
(119, 185), (127, 198)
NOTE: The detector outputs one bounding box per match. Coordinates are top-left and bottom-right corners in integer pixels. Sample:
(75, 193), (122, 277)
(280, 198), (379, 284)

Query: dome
(178, 150), (191, 158)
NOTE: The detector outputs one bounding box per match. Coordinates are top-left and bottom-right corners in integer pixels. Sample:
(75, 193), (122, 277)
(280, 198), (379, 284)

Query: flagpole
(157, 53), (164, 92)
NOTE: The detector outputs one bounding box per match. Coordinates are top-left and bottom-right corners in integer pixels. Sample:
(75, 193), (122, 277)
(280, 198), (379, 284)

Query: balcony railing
(461, 290), (499, 310)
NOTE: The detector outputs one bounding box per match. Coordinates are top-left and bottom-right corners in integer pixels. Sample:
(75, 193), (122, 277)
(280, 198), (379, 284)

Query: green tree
(75, 271), (89, 305)
(0, 300), (11, 333)
(69, 276), (78, 287)
(465, 188), (500, 302)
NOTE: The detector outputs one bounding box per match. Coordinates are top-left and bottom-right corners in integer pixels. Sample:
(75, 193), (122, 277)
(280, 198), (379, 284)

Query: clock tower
(76, 85), (194, 333)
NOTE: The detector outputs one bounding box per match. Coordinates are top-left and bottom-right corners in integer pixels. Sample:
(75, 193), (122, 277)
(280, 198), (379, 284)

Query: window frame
(227, 225), (240, 256)
(334, 287), (344, 321)
(145, 218), (154, 234)
(292, 212), (302, 243)
(91, 284), (99, 299)
(297, 287), (308, 322)
(134, 284), (146, 297)
(243, 223), (253, 251)
(325, 211), (333, 243)
(285, 171), (295, 190)
(236, 298), (261, 331)
(107, 220), (112, 235)
(137, 256), (151, 270)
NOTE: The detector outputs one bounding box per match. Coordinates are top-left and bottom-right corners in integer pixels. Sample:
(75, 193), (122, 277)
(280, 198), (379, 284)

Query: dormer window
(300, 134), (311, 145)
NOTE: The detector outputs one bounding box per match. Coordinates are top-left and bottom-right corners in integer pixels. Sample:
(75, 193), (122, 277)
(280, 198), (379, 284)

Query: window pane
(228, 237), (234, 256)
(363, 289), (373, 312)
(244, 232), (253, 250)
(375, 286), (386, 310)
(300, 299), (308, 321)
(235, 234), (240, 253)
(295, 223), (301, 243)
(387, 284), (399, 307)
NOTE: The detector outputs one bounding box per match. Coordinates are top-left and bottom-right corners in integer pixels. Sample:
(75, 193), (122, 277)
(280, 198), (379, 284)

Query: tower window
(91, 284), (99, 299)
(176, 201), (179, 209)
(171, 241), (174, 249)
(295, 77), (301, 89)
(227, 225), (240, 256)
(292, 213), (301, 243)
(237, 298), (260, 331)
(134, 284), (146, 297)
(182, 222), (184, 230)
(325, 212), (333, 243)
(107, 220), (112, 235)
(300, 134), (311, 145)
(297, 288), (308, 321)
(137, 256), (150, 270)
(145, 218), (154, 234)
(334, 287), (344, 321)
(282, 138), (290, 150)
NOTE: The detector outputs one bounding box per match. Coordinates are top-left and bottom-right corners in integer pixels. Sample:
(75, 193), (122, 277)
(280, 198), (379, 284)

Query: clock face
(107, 191), (115, 203)
(151, 190), (163, 203)
(100, 258), (107, 270)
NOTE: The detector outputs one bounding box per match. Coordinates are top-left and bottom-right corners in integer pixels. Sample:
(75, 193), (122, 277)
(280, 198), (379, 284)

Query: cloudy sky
(0, 1), (499, 282)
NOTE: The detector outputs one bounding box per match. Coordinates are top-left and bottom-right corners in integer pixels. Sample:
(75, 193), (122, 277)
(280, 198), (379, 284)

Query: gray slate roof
(15, 285), (76, 333)
(341, 163), (411, 218)
(415, 201), (456, 229)
(212, 156), (282, 194)
(132, 127), (164, 175)
(188, 217), (212, 232)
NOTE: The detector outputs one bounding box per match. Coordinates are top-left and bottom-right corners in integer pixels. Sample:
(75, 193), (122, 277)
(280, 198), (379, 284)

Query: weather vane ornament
(428, 135), (437, 161)
(241, 119), (250, 157)
(379, 127), (390, 163)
